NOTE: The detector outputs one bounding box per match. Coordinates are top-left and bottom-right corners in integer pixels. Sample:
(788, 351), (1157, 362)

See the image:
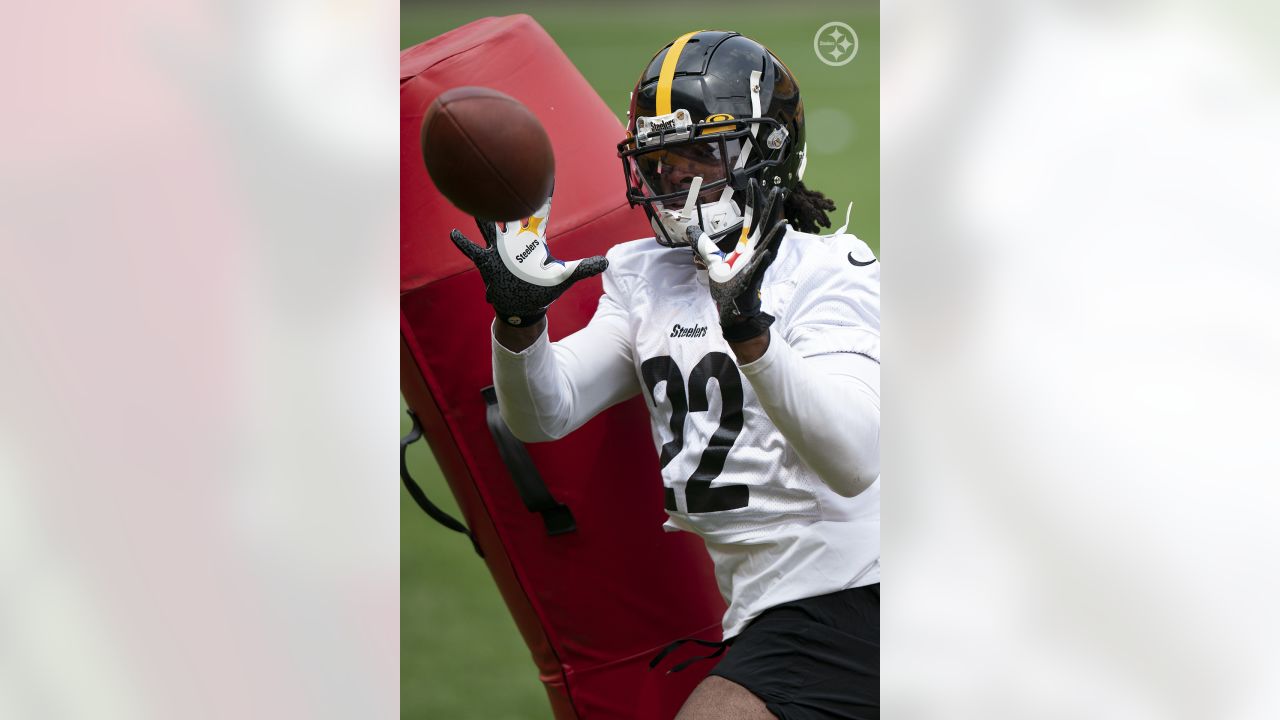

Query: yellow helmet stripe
(656, 31), (703, 116)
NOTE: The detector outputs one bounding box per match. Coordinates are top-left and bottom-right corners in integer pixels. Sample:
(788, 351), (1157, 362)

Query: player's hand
(450, 192), (608, 327)
(690, 178), (789, 342)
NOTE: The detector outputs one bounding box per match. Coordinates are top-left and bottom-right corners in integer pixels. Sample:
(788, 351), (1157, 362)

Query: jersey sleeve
(738, 336), (880, 495)
(780, 235), (880, 363)
(491, 267), (640, 442)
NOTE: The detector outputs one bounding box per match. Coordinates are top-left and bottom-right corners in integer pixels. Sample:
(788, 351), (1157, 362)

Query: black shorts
(710, 585), (879, 720)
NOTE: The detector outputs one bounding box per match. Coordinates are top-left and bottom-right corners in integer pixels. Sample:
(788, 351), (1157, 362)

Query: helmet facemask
(619, 109), (790, 248)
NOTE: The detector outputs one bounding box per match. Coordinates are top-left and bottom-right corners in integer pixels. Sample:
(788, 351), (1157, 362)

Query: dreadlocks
(783, 181), (838, 234)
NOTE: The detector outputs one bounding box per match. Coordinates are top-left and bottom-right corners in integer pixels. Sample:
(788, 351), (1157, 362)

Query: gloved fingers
(742, 248), (776, 295)
(746, 177), (764, 208)
(747, 178), (773, 217)
(757, 248), (775, 271)
(706, 250), (743, 284)
(565, 254), (609, 285)
(738, 240), (774, 280)
(748, 185), (783, 234)
(690, 226), (725, 267)
(764, 185), (786, 226)
(450, 229), (487, 262)
(739, 180), (761, 237)
(745, 177), (784, 224)
(473, 218), (499, 248)
(763, 217), (789, 253)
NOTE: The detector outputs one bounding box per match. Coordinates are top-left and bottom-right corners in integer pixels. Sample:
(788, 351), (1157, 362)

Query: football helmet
(618, 30), (807, 247)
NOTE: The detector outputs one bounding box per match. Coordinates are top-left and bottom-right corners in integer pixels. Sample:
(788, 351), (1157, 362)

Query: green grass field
(402, 3), (878, 717)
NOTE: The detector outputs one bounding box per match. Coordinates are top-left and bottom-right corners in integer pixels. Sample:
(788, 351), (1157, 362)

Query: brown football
(421, 87), (555, 222)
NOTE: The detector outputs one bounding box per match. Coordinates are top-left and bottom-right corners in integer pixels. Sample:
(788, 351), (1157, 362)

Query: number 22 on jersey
(640, 352), (750, 514)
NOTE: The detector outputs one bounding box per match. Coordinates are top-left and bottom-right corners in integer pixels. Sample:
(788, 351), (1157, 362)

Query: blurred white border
(885, 0), (1280, 717)
(5, 0), (1280, 716)
(1, 0), (398, 717)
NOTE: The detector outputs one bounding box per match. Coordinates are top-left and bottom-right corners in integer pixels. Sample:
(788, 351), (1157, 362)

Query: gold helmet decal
(700, 113), (735, 136)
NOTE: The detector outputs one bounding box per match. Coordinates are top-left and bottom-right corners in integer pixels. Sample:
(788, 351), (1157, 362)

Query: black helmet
(618, 30), (806, 247)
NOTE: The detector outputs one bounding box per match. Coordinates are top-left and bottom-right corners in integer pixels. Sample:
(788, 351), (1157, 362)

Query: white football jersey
(602, 227), (881, 637)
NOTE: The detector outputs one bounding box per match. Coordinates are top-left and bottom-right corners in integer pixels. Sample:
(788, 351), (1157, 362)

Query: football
(421, 86), (555, 222)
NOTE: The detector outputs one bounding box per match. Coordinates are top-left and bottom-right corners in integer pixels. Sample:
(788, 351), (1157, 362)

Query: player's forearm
(492, 322), (577, 442)
(738, 332), (880, 496)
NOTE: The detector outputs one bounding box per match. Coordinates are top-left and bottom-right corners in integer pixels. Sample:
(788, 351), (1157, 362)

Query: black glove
(690, 178), (789, 342)
(450, 194), (608, 327)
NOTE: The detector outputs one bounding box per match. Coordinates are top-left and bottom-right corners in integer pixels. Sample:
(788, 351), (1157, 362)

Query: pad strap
(481, 387), (577, 536)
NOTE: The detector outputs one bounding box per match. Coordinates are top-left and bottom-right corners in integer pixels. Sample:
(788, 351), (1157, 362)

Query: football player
(450, 30), (880, 720)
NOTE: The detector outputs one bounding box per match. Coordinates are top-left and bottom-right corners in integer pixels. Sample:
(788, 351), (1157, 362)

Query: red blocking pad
(402, 15), (728, 718)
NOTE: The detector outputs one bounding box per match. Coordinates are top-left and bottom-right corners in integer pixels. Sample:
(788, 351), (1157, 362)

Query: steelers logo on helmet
(618, 30), (806, 248)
